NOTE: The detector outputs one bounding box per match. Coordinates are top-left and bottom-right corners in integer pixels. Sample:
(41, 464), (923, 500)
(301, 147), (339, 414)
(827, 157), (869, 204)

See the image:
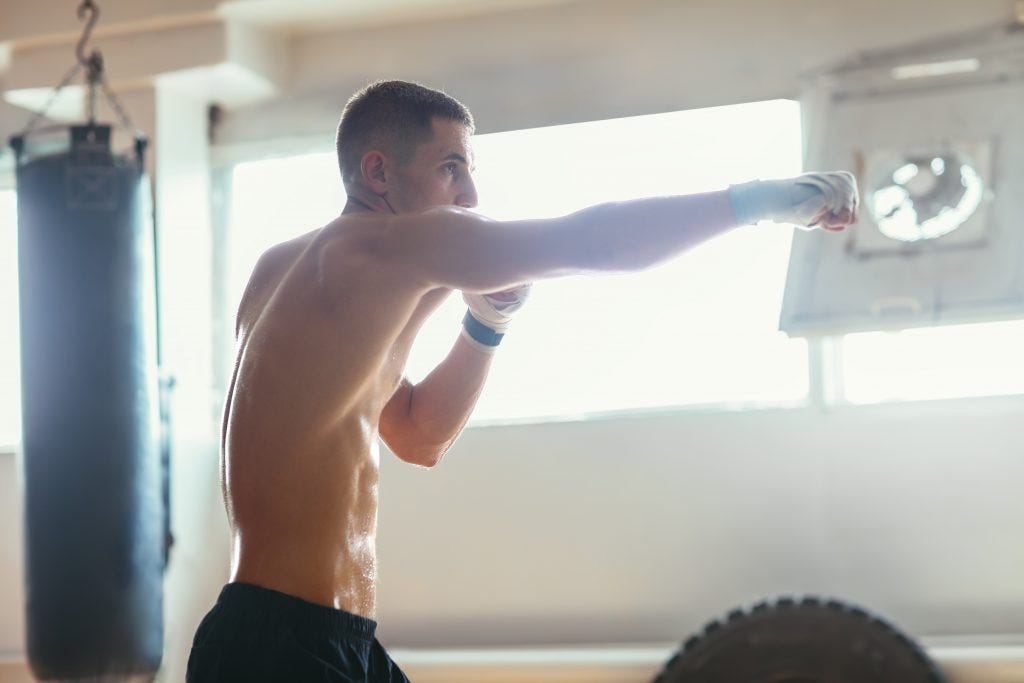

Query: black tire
(653, 596), (946, 683)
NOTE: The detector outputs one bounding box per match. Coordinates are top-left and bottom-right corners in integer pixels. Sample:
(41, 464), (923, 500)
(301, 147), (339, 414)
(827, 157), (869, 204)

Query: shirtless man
(186, 80), (857, 682)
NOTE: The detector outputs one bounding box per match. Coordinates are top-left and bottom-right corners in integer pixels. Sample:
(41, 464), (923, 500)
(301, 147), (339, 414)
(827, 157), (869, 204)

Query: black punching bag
(15, 125), (163, 681)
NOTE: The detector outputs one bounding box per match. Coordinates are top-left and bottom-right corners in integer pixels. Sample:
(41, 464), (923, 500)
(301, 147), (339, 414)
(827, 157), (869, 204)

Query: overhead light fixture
(890, 58), (981, 80)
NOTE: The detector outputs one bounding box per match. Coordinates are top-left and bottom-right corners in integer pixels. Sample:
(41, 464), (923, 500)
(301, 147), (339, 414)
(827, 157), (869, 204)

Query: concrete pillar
(115, 80), (229, 683)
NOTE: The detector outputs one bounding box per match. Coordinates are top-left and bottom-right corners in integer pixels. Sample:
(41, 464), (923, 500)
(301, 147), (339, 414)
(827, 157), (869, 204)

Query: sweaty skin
(222, 117), (855, 619)
(223, 119), (486, 617)
(224, 238), (452, 616)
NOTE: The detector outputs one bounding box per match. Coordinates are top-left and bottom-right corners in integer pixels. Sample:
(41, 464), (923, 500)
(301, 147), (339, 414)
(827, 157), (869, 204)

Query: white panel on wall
(781, 24), (1024, 336)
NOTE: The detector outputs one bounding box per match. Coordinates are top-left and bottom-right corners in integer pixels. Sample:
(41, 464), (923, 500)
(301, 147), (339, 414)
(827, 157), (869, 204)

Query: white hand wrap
(729, 171), (859, 228)
(461, 284), (532, 353)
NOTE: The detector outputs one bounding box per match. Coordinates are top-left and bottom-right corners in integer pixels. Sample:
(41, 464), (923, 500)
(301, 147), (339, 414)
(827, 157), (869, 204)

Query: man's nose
(457, 176), (478, 209)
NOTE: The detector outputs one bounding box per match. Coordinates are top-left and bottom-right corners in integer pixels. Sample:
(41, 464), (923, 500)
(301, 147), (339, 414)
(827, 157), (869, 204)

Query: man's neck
(343, 191), (395, 215)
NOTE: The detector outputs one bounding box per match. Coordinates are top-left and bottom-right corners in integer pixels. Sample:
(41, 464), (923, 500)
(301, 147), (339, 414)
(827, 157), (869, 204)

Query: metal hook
(74, 0), (103, 123)
(75, 0), (100, 68)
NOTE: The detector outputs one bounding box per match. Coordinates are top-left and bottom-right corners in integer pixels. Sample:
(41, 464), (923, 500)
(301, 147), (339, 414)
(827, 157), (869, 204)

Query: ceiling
(0, 0), (591, 46)
(218, 0), (591, 33)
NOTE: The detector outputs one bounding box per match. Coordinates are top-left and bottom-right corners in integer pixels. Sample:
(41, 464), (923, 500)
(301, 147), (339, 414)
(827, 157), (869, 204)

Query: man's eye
(444, 163), (458, 176)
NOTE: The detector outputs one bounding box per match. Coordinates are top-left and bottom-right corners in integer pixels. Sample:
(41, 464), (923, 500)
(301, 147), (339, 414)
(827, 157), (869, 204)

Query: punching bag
(15, 124), (164, 681)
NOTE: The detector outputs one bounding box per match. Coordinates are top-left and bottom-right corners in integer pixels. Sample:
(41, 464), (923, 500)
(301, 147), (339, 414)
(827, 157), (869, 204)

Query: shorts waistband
(218, 582), (378, 641)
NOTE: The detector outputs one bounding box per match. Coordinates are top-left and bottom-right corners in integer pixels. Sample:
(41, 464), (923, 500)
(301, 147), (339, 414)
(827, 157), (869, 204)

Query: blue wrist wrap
(462, 310), (504, 347)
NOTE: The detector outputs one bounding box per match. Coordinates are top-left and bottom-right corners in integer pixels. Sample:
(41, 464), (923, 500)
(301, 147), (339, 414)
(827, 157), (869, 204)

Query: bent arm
(379, 334), (493, 467)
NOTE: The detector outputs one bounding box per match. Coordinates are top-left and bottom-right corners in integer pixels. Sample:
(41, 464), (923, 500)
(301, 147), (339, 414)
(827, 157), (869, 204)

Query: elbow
(417, 450), (445, 469)
(396, 443), (447, 469)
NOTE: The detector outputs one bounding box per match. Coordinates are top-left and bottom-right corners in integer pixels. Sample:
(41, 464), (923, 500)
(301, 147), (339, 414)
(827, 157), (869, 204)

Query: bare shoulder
(252, 213), (457, 326)
(314, 207), (573, 297)
(317, 207), (482, 256)
(314, 208), (483, 289)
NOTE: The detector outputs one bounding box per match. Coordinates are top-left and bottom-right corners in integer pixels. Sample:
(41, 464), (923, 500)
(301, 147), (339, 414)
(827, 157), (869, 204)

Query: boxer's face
(386, 117), (478, 213)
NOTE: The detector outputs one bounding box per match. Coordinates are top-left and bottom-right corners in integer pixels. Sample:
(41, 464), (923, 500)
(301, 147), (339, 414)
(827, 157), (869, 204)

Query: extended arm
(354, 190), (740, 294)
(339, 172), (857, 295)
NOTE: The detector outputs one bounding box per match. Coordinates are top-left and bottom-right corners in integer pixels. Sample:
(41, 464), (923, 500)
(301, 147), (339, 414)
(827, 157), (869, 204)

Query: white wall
(2, 0), (1023, 680)
(376, 395), (1024, 646)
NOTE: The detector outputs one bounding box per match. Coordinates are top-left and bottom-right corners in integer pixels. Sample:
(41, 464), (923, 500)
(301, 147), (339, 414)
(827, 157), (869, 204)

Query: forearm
(562, 190), (740, 274)
(397, 334), (493, 464)
(566, 172), (860, 270)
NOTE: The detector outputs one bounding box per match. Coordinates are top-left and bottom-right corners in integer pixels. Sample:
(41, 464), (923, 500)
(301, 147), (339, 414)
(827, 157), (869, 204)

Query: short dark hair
(336, 80), (474, 188)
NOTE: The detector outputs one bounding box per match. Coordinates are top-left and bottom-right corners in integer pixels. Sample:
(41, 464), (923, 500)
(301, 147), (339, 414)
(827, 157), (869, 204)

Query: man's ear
(360, 151), (388, 195)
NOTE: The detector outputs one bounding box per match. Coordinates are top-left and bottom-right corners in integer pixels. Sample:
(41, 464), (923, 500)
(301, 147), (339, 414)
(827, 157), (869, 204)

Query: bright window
(0, 190), (20, 447)
(226, 101), (808, 421)
(840, 320), (1024, 404)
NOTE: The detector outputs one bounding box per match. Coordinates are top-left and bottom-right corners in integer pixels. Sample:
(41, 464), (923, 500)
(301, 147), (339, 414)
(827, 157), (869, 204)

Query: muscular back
(221, 216), (449, 617)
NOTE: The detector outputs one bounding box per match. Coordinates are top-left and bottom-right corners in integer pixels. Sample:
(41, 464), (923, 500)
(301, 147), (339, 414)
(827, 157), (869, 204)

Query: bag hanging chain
(13, 0), (140, 141)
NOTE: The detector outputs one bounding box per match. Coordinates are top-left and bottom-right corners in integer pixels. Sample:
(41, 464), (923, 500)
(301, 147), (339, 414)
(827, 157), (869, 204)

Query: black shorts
(186, 583), (411, 683)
